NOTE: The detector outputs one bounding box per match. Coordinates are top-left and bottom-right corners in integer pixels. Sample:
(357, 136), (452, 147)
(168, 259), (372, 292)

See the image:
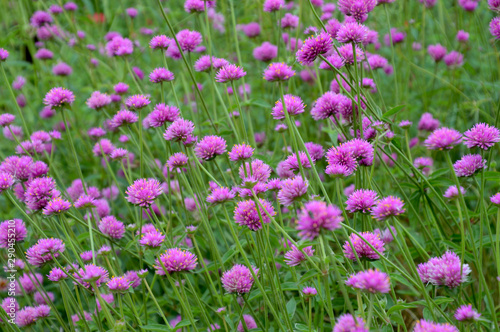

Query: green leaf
(382, 105), (405, 120)
(175, 319), (195, 329)
(286, 297), (296, 318)
(140, 324), (169, 331)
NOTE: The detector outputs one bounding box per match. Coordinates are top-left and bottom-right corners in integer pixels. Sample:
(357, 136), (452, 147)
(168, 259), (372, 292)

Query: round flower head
(85, 91), (112, 110)
(271, 94), (305, 119)
(125, 94), (150, 110)
(105, 36), (133, 56)
(297, 201), (343, 240)
(444, 51), (464, 67)
(263, 0), (284, 12)
(346, 269), (390, 293)
(296, 31), (333, 65)
(311, 91), (350, 120)
(44, 87), (75, 108)
(47, 267), (67, 282)
(26, 238), (65, 267)
(164, 118), (195, 142)
(338, 44), (364, 65)
(463, 123), (500, 150)
(148, 104), (179, 127)
(345, 189), (378, 214)
(284, 245), (314, 266)
(0, 219), (27, 248)
(281, 13), (299, 29)
(111, 110), (138, 128)
(42, 197), (71, 216)
(25, 177), (60, 210)
(304, 142), (324, 161)
(150, 35), (172, 49)
(0, 171), (14, 193)
(454, 304), (480, 322)
(277, 176), (309, 206)
(326, 145), (357, 177)
(234, 199), (275, 231)
(338, 0), (376, 21)
(52, 62), (72, 76)
(149, 68), (175, 83)
(343, 231), (385, 261)
(336, 22), (368, 44)
(263, 62), (295, 82)
(453, 154), (486, 177)
(333, 314), (368, 332)
(444, 185), (466, 200)
(302, 287), (317, 297)
(456, 30), (469, 42)
(491, 193), (500, 205)
(413, 320), (458, 332)
(254, 42), (278, 62)
(194, 135), (227, 161)
(417, 251), (471, 288)
(418, 112), (440, 132)
(139, 228), (165, 248)
(99, 216), (125, 239)
(238, 159), (271, 182)
(490, 0), (500, 12)
(107, 276), (131, 293)
(371, 196), (405, 221)
(216, 64), (247, 83)
(125, 178), (163, 207)
(283, 151), (313, 173)
(73, 264), (109, 289)
(424, 127), (462, 150)
(154, 248), (198, 274)
(176, 29), (202, 52)
(0, 48), (9, 61)
(207, 187), (235, 205)
(221, 264), (259, 294)
(167, 152), (188, 170)
(16, 307), (38, 327)
(228, 143), (254, 161)
(428, 44), (447, 62)
(0, 113), (15, 127)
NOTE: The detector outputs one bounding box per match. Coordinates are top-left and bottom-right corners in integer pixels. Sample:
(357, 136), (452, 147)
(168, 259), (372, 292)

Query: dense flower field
(1, 0), (500, 331)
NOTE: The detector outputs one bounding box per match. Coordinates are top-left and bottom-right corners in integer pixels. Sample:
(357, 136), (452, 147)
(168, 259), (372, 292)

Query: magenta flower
(216, 64), (247, 83)
(184, 0), (216, 12)
(167, 152), (188, 170)
(206, 187), (235, 205)
(238, 160), (271, 182)
(428, 44), (447, 62)
(149, 68), (175, 83)
(271, 94), (305, 120)
(283, 152), (313, 173)
(333, 314), (367, 332)
(336, 22), (368, 44)
(374, 227), (396, 243)
(93, 138), (115, 156)
(194, 135), (227, 161)
(338, 0), (376, 21)
(52, 62), (72, 76)
(326, 145), (357, 177)
(418, 251), (470, 288)
(26, 238), (65, 267)
(277, 176), (309, 206)
(105, 36), (133, 56)
(16, 307), (38, 327)
(302, 287), (317, 297)
(125, 178), (163, 207)
(456, 30), (469, 42)
(0, 171), (14, 193)
(194, 55), (229, 72)
(148, 104), (179, 127)
(284, 245), (314, 266)
(254, 42), (278, 62)
(346, 269), (390, 293)
(345, 189), (378, 214)
(338, 44), (365, 64)
(444, 51), (464, 67)
(414, 320), (458, 332)
(463, 123), (500, 150)
(297, 201), (343, 240)
(311, 91), (350, 120)
(444, 185), (466, 200)
(111, 110), (138, 128)
(0, 219), (27, 248)
(25, 177), (60, 210)
(418, 112), (440, 132)
(221, 264), (259, 294)
(304, 142), (324, 161)
(125, 94), (150, 110)
(228, 143), (254, 161)
(73, 264), (109, 289)
(263, 62), (295, 81)
(371, 196), (405, 221)
(154, 248), (198, 274)
(234, 199), (275, 231)
(281, 13), (299, 29)
(424, 127), (462, 150)
(0, 48), (9, 61)
(42, 197), (71, 216)
(237, 315), (257, 332)
(491, 193), (500, 205)
(454, 304), (481, 322)
(107, 276), (131, 293)
(263, 0), (284, 12)
(139, 229), (165, 248)
(453, 154), (486, 177)
(343, 231), (385, 261)
(296, 31), (333, 65)
(47, 267), (67, 282)
(176, 29), (202, 52)
(149, 35), (172, 49)
(43, 87), (75, 108)
(164, 118), (195, 142)
(0, 113), (15, 127)
(99, 216), (125, 239)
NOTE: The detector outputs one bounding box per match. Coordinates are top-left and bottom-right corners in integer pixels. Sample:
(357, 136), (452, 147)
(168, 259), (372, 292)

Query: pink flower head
(237, 315), (257, 332)
(194, 135), (227, 161)
(346, 269), (390, 293)
(281, 13), (299, 29)
(271, 94), (305, 119)
(418, 112), (440, 132)
(73, 264), (109, 289)
(371, 196), (405, 221)
(424, 127), (462, 150)
(0, 219), (27, 248)
(149, 35), (172, 49)
(42, 197), (71, 216)
(207, 187), (235, 205)
(463, 123), (500, 150)
(0, 48), (9, 61)
(107, 276), (131, 293)
(176, 29), (202, 52)
(296, 31), (333, 65)
(490, 192), (500, 205)
(149, 68), (175, 83)
(333, 314), (367, 332)
(454, 304), (481, 322)
(444, 51), (464, 67)
(239, 159), (271, 182)
(345, 189), (378, 214)
(125, 94), (150, 110)
(297, 201), (343, 239)
(263, 0), (284, 12)
(453, 154), (486, 177)
(234, 199), (275, 231)
(263, 62), (295, 81)
(444, 185), (466, 200)
(277, 176), (309, 206)
(216, 64), (247, 83)
(343, 231), (384, 260)
(105, 36), (133, 56)
(428, 44), (447, 62)
(284, 245), (314, 266)
(154, 248), (198, 274)
(417, 251), (471, 288)
(26, 238), (65, 267)
(228, 143), (254, 161)
(43, 87), (75, 108)
(254, 42), (278, 62)
(413, 320), (458, 332)
(125, 178), (163, 207)
(221, 264), (259, 294)
(99, 216), (125, 239)
(164, 118), (195, 142)
(336, 22), (368, 44)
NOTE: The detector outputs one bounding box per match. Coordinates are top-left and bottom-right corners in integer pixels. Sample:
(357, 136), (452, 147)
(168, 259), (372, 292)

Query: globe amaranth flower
(92, 138), (115, 156)
(164, 118), (195, 142)
(42, 197), (71, 216)
(52, 62), (72, 76)
(333, 314), (368, 332)
(216, 64), (247, 83)
(454, 304), (480, 322)
(374, 226), (396, 243)
(73, 264), (109, 289)
(139, 228), (165, 248)
(428, 44), (447, 62)
(343, 231), (385, 261)
(154, 248), (198, 274)
(302, 287), (317, 297)
(105, 36), (133, 56)
(271, 94), (305, 120)
(304, 142), (324, 161)
(110, 109), (138, 128)
(125, 178), (163, 207)
(99, 216), (125, 239)
(234, 199), (275, 231)
(424, 127), (462, 150)
(453, 154), (486, 177)
(277, 176), (309, 206)
(326, 145), (357, 177)
(444, 185), (466, 200)
(149, 35), (172, 49)
(281, 13), (299, 29)
(228, 143), (254, 161)
(125, 94), (151, 110)
(25, 177), (60, 211)
(0, 219), (27, 248)
(43, 87), (75, 108)
(296, 31), (333, 65)
(263, 0), (284, 12)
(418, 112), (440, 132)
(444, 51), (464, 67)
(167, 152), (188, 170)
(418, 251), (471, 288)
(311, 91), (350, 120)
(463, 123), (500, 150)
(338, 44), (365, 65)
(26, 238), (65, 267)
(106, 276), (131, 293)
(207, 187), (235, 205)
(413, 320), (458, 332)
(283, 152), (313, 174)
(338, 0), (376, 22)
(284, 245), (314, 266)
(296, 201), (343, 240)
(147, 104), (179, 128)
(194, 135), (227, 161)
(491, 193), (500, 205)
(345, 189), (378, 214)
(47, 267), (67, 282)
(263, 62), (295, 82)
(371, 196), (405, 221)
(184, 0), (216, 12)
(221, 264), (259, 294)
(149, 68), (175, 83)
(176, 29), (202, 52)
(254, 42), (278, 62)
(344, 138), (374, 166)
(491, 17), (500, 39)
(0, 171), (15, 193)
(346, 269), (390, 293)
(336, 22), (368, 44)
(238, 159), (271, 182)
